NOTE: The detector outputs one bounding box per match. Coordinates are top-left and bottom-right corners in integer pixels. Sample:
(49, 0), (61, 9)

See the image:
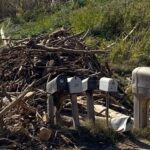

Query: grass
(81, 119), (118, 144)
(133, 127), (150, 140)
(82, 120), (150, 145)
(59, 119), (121, 149)
(1, 0), (149, 67)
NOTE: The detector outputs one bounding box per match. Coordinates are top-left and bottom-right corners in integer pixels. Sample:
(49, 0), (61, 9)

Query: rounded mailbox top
(132, 67), (150, 95)
(132, 67), (150, 77)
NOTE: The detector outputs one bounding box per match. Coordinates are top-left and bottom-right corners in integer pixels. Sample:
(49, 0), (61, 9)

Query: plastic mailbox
(132, 67), (150, 128)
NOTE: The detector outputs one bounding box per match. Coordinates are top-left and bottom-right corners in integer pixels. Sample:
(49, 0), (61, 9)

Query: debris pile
(0, 29), (130, 149)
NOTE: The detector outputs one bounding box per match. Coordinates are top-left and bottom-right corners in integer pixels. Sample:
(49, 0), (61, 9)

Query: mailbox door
(56, 75), (68, 92)
(99, 82), (109, 92)
(108, 80), (118, 92)
(68, 77), (82, 94)
(88, 77), (97, 91)
(82, 77), (97, 91)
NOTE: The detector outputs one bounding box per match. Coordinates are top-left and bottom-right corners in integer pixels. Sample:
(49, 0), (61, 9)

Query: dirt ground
(60, 138), (150, 150)
(117, 138), (150, 150)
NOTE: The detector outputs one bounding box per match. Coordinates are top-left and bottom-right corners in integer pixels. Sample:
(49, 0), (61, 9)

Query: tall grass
(81, 119), (117, 144)
(1, 0), (150, 66)
(133, 127), (150, 140)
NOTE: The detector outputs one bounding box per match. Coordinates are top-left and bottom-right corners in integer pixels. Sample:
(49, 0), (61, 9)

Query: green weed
(1, 0), (149, 67)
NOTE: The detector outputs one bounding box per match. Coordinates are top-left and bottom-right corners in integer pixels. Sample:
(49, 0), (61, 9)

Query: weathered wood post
(46, 74), (68, 126)
(99, 77), (118, 127)
(82, 77), (97, 123)
(47, 94), (54, 125)
(67, 76), (82, 129)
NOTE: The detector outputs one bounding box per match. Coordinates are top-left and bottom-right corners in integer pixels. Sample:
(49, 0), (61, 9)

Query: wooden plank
(70, 94), (80, 129)
(86, 91), (95, 123)
(94, 105), (127, 118)
(47, 94), (54, 125)
(31, 44), (109, 54)
(0, 82), (34, 118)
(77, 97), (128, 118)
(106, 94), (109, 127)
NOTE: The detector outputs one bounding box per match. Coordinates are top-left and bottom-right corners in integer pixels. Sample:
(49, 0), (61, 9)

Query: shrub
(70, 2), (103, 33)
(82, 119), (117, 143)
(2, 0), (150, 67)
(133, 127), (150, 140)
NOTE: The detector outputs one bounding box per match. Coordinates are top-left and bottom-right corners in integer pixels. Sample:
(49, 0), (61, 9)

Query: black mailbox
(46, 74), (68, 94)
(82, 77), (97, 92)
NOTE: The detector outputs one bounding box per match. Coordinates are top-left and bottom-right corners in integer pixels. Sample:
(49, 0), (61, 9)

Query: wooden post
(47, 94), (54, 125)
(55, 93), (65, 126)
(70, 94), (80, 129)
(134, 94), (149, 128)
(106, 93), (110, 127)
(0, 99), (4, 128)
(86, 91), (95, 123)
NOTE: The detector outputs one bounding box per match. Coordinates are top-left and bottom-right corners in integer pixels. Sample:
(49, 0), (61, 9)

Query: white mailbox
(132, 67), (150, 96)
(67, 77), (82, 94)
(132, 67), (150, 128)
(99, 77), (118, 92)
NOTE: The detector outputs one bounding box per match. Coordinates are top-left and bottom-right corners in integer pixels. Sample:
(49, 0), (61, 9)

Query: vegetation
(0, 1), (150, 147)
(82, 119), (117, 143)
(0, 0), (150, 67)
(133, 127), (150, 140)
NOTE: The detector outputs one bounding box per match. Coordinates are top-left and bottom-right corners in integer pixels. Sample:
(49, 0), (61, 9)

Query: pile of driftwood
(0, 28), (111, 88)
(0, 28), (130, 149)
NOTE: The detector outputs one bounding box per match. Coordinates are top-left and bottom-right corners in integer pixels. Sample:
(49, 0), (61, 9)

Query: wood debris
(0, 28), (130, 149)
(38, 127), (52, 141)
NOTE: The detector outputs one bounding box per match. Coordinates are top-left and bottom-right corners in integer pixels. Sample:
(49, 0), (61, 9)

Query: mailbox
(82, 77), (97, 92)
(82, 77), (97, 123)
(132, 67), (150, 96)
(47, 74), (68, 94)
(132, 67), (150, 128)
(99, 77), (118, 92)
(67, 77), (82, 94)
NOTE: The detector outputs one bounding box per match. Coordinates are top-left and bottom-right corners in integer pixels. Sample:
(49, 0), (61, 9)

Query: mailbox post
(47, 94), (54, 125)
(46, 74), (68, 125)
(82, 77), (97, 123)
(67, 76), (82, 129)
(99, 77), (118, 127)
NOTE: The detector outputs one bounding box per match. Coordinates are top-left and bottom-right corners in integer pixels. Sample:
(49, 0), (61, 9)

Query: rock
(39, 127), (52, 141)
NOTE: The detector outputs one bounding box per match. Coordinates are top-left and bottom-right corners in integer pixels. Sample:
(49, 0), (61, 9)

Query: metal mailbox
(46, 74), (68, 94)
(82, 77), (97, 92)
(67, 77), (82, 94)
(99, 77), (118, 92)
